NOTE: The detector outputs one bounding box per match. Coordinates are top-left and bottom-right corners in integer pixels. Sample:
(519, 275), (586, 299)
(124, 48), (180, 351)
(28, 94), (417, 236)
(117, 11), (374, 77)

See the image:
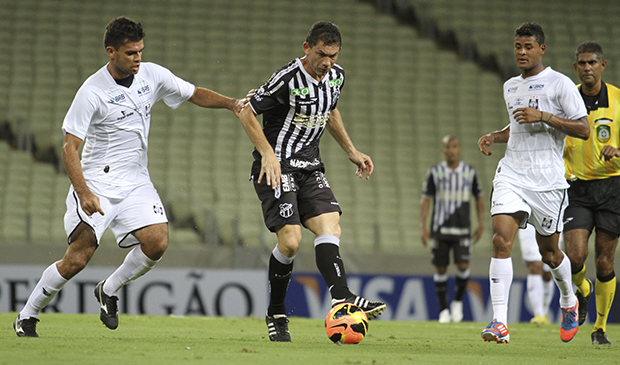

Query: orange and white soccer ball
(325, 303), (369, 344)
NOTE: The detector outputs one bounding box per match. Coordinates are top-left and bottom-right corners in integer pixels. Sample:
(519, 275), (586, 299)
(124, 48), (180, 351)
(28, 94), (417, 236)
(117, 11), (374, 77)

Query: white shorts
(64, 182), (168, 247)
(491, 180), (568, 236)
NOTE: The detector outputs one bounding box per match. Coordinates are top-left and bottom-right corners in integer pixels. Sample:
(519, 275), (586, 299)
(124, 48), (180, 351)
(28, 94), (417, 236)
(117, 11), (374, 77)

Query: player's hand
(349, 151), (373, 180)
(473, 225), (483, 243)
(233, 89), (256, 118)
(421, 229), (430, 247)
(258, 151), (281, 189)
(478, 134), (494, 156)
(600, 145), (620, 161)
(512, 107), (541, 124)
(79, 191), (105, 216)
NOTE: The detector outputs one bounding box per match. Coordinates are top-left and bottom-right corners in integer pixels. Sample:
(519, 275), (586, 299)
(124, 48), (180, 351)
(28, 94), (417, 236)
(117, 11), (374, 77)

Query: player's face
(574, 52), (606, 89)
(442, 138), (460, 165)
(107, 39), (144, 79)
(302, 41), (341, 81)
(514, 36), (545, 73)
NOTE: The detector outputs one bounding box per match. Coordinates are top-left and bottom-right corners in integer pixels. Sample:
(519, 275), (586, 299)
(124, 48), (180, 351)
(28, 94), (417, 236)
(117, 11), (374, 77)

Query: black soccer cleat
(94, 280), (119, 330)
(591, 328), (611, 345)
(14, 316), (39, 337)
(576, 278), (592, 326)
(266, 314), (291, 342)
(332, 295), (387, 320)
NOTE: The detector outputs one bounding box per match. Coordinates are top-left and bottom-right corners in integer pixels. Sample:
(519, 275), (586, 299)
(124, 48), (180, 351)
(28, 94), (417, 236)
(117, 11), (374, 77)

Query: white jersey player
(13, 16), (250, 338)
(477, 22), (589, 344)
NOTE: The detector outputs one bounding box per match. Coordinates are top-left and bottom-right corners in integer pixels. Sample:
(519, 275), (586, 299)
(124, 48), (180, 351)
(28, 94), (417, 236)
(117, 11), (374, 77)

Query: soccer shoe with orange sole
(481, 319), (509, 344)
(560, 300), (579, 342)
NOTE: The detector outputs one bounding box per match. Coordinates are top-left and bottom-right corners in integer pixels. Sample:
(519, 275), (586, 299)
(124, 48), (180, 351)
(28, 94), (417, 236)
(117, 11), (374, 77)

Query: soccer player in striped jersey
(477, 23), (589, 344)
(421, 135), (484, 323)
(239, 21), (386, 342)
(564, 41), (620, 345)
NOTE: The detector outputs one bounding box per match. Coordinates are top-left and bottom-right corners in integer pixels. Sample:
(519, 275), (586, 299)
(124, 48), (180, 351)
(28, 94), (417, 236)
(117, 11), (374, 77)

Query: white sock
(550, 253), (577, 308)
(543, 279), (554, 315)
(103, 246), (159, 296)
(526, 274), (545, 317)
(20, 263), (68, 319)
(489, 257), (513, 324)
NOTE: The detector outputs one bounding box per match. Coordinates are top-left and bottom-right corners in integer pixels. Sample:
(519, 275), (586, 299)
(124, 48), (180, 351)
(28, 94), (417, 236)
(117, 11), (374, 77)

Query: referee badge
(596, 124), (611, 143)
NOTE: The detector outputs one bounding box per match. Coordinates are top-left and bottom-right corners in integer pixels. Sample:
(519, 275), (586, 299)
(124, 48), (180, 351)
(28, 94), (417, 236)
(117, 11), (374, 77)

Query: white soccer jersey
(495, 67), (587, 190)
(62, 62), (195, 199)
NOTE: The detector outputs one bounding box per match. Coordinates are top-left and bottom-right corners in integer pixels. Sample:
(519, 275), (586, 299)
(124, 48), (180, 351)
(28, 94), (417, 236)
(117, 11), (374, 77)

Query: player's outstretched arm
(478, 125), (510, 156)
(326, 108), (373, 179)
(62, 133), (104, 216)
(188, 87), (254, 117)
(238, 105), (281, 189)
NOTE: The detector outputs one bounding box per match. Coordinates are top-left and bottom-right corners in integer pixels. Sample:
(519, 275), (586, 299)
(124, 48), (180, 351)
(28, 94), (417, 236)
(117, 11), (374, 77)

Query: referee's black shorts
(564, 175), (620, 236)
(253, 170), (342, 232)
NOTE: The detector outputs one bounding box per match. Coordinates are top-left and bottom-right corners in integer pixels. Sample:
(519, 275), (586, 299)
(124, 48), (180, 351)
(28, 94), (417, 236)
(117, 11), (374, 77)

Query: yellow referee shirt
(564, 82), (620, 181)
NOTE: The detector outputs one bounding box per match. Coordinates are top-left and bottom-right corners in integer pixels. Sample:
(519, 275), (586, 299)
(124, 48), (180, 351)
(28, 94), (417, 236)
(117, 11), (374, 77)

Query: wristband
(541, 111), (552, 123)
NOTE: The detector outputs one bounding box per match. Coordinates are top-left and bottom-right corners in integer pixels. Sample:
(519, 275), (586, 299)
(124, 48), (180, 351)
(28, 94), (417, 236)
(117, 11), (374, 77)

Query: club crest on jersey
(528, 96), (539, 109)
(597, 124), (611, 143)
(279, 203), (294, 218)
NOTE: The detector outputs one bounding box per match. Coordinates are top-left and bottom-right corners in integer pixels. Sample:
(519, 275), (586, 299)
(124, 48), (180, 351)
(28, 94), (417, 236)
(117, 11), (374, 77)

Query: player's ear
(303, 42), (311, 55)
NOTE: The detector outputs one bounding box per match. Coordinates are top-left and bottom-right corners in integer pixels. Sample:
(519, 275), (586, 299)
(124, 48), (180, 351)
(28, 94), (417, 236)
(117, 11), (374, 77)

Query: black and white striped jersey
(422, 161), (482, 237)
(248, 58), (344, 175)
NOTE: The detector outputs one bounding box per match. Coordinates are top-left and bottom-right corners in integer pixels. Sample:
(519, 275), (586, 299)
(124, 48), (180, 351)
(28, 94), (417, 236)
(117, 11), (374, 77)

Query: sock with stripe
(593, 271), (616, 333)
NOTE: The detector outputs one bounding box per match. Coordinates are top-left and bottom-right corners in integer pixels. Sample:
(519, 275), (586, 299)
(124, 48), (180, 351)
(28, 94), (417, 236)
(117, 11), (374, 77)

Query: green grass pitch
(2, 313), (619, 364)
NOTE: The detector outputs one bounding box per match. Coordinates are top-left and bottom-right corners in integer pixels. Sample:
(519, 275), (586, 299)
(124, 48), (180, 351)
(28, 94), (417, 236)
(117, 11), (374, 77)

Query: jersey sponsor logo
(264, 81), (284, 96)
(109, 93), (126, 103)
(289, 158), (320, 169)
(529, 84), (545, 90)
(328, 78), (343, 88)
(292, 112), (329, 128)
(507, 87), (518, 93)
(117, 110), (135, 121)
(298, 98), (318, 105)
(597, 124), (611, 143)
(137, 84), (151, 95)
(279, 203), (294, 218)
(290, 87), (310, 96)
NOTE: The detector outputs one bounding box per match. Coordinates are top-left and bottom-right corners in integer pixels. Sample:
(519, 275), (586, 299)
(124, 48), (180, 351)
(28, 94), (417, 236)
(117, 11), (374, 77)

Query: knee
(142, 236), (168, 261)
(491, 233), (512, 258)
(276, 227), (302, 257)
(594, 255), (615, 276)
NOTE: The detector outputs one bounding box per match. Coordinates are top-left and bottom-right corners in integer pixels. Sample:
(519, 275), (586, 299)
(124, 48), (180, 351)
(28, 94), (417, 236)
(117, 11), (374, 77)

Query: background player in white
(477, 22), (589, 344)
(518, 224), (555, 325)
(13, 16), (250, 337)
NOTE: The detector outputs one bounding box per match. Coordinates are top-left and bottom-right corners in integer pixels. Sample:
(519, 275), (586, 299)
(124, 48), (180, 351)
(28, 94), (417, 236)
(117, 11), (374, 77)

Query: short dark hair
(575, 41), (604, 61)
(104, 16), (145, 50)
(515, 22), (545, 46)
(305, 21), (341, 48)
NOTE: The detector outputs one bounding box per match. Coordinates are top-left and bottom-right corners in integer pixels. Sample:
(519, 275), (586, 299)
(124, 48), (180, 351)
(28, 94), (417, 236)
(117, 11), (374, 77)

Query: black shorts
(253, 170), (342, 232)
(564, 176), (620, 236)
(430, 235), (472, 267)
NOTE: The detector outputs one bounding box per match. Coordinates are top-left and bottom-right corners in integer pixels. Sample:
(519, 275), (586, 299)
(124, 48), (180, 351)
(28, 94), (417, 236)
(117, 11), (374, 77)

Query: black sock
(435, 280), (448, 310)
(315, 243), (352, 299)
(267, 254), (293, 316)
(455, 276), (469, 301)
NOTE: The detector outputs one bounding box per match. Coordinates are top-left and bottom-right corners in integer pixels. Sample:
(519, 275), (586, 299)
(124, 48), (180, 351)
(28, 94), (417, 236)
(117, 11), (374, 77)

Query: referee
(421, 135), (484, 323)
(564, 41), (620, 345)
